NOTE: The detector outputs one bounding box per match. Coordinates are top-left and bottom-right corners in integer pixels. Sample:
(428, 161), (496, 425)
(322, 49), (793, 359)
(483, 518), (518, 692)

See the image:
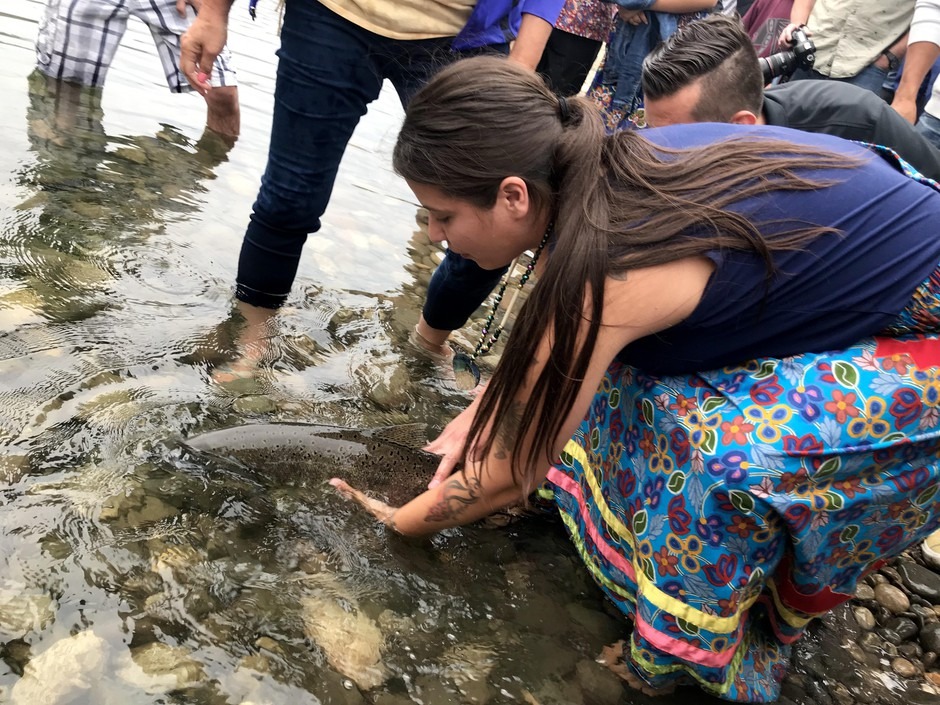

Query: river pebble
(885, 617), (919, 642)
(853, 607), (876, 631)
(751, 546), (940, 705)
(922, 623), (940, 653)
(891, 657), (918, 678)
(875, 583), (912, 614)
(898, 561), (940, 603)
(878, 627), (904, 646)
(843, 641), (868, 665)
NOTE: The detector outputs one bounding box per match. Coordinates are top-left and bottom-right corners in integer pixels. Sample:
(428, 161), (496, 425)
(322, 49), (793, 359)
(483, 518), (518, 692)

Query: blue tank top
(618, 123), (940, 375)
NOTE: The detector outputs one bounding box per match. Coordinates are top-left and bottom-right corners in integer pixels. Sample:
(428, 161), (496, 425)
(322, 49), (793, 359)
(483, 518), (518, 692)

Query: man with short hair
(641, 14), (940, 180)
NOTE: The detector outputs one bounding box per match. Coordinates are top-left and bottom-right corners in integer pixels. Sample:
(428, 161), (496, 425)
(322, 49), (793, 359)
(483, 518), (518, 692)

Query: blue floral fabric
(545, 338), (940, 700)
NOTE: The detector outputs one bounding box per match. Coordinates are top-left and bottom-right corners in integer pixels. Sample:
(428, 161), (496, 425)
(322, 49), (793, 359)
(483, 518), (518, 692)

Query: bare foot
(209, 300), (279, 384)
(597, 641), (676, 697)
(211, 358), (262, 384)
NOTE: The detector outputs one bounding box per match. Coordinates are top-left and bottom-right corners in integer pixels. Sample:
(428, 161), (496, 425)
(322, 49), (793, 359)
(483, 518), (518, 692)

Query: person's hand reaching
(329, 479), (399, 530)
(619, 9), (647, 25)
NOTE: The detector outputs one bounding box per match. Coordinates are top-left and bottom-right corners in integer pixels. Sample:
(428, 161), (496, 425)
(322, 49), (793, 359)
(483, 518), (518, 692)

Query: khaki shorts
(36, 0), (237, 91)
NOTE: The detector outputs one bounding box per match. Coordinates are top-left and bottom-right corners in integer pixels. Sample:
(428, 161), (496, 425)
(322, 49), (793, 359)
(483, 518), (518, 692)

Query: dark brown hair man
(641, 14), (940, 180)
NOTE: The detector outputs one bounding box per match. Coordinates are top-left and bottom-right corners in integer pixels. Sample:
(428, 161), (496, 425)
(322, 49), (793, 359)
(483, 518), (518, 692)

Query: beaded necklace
(452, 225), (552, 387)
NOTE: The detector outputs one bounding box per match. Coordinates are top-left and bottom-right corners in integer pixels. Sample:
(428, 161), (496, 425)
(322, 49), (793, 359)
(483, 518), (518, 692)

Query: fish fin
(367, 423), (429, 450)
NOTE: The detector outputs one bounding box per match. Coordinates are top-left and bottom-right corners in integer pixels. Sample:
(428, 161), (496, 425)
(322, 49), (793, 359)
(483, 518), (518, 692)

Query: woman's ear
(497, 176), (531, 219)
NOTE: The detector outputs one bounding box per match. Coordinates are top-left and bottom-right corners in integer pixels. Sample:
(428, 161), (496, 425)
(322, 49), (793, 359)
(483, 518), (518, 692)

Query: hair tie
(558, 96), (571, 124)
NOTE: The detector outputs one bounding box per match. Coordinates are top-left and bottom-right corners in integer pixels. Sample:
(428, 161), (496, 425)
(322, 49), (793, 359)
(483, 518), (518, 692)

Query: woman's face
(408, 179), (545, 271)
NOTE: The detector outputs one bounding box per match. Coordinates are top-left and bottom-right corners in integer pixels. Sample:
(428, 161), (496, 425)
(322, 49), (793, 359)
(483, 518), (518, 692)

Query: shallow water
(0, 3), (648, 704)
(6, 5), (934, 704)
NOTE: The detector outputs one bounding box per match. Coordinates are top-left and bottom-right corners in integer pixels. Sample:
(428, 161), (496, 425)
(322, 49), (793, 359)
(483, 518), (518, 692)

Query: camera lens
(760, 51), (795, 82)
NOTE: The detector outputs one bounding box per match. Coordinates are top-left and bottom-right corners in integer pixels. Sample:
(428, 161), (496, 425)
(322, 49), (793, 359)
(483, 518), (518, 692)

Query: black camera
(759, 27), (815, 83)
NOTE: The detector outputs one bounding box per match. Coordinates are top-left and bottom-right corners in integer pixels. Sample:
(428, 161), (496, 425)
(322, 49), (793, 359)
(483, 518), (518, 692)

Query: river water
(0, 3), (651, 704)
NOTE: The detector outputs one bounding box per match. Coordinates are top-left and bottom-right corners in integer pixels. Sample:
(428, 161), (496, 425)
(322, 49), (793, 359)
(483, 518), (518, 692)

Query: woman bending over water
(331, 56), (940, 701)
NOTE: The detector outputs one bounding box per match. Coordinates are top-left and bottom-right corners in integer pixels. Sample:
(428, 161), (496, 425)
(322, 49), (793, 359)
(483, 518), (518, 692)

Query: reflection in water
(10, 71), (233, 324)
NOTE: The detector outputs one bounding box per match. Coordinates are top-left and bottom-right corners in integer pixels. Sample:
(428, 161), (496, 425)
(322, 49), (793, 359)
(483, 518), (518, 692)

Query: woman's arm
(509, 13), (556, 70)
(648, 0), (721, 13)
(609, 0), (714, 15)
(334, 257), (713, 536)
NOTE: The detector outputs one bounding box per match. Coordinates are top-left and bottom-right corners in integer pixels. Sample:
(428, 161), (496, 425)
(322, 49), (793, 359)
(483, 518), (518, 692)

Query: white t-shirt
(910, 0), (940, 117)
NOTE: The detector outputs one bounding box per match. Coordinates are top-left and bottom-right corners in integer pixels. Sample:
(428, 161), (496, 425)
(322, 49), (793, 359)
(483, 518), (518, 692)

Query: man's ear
(729, 110), (759, 125)
(498, 176), (531, 218)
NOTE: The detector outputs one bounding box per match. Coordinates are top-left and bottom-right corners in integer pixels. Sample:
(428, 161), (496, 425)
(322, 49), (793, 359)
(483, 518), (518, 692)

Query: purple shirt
(454, 0), (567, 49)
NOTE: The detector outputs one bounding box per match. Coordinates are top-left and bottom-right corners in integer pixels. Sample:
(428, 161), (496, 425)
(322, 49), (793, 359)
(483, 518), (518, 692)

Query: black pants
(537, 28), (603, 96)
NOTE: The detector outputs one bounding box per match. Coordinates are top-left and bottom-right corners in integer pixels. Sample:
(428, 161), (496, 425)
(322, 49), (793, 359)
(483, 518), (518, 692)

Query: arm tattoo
(425, 476), (483, 523)
(493, 400), (525, 460)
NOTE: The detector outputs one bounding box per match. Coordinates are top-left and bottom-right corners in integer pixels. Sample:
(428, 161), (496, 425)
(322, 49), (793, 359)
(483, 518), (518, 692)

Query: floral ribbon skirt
(544, 333), (940, 701)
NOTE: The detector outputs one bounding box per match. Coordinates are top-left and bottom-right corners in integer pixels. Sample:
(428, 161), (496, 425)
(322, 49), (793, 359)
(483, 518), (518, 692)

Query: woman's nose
(427, 218), (446, 244)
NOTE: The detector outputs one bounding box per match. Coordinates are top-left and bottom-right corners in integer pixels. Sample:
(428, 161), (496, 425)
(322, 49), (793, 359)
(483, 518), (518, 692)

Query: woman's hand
(618, 9), (648, 24)
(329, 479), (399, 530)
(424, 386), (489, 488)
(424, 405), (477, 489)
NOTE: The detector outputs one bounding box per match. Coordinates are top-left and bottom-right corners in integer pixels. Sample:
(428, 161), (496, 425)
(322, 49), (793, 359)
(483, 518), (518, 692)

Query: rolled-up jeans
(236, 0), (508, 331)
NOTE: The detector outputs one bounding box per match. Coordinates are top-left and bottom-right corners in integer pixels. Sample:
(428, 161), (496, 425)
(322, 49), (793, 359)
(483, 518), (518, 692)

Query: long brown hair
(394, 56), (858, 495)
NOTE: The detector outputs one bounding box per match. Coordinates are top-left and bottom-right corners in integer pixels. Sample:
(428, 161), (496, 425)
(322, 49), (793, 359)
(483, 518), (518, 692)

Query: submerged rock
(574, 658), (624, 705)
(10, 630), (108, 705)
(853, 607), (876, 631)
(890, 657), (918, 678)
(0, 588), (55, 641)
(301, 595), (387, 690)
(126, 641), (205, 689)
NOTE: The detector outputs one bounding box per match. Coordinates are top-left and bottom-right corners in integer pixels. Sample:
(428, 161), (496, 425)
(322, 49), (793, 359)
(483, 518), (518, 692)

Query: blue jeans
(917, 111), (940, 152)
(236, 0), (508, 331)
(792, 63), (888, 96)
